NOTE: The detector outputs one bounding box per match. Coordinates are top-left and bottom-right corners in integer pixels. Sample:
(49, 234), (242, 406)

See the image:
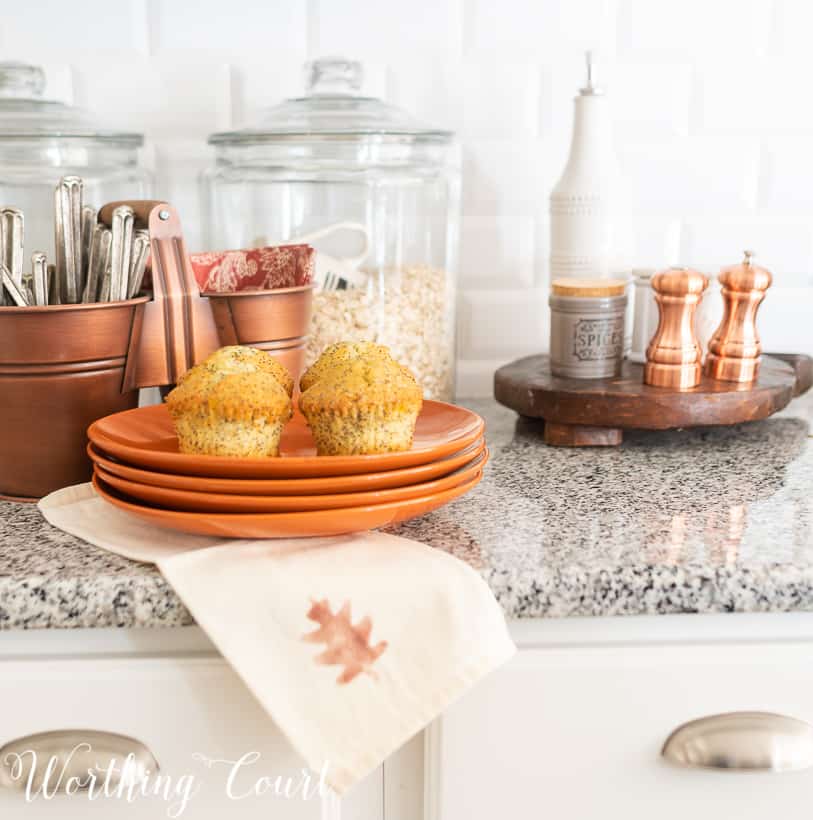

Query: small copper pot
(0, 298), (147, 500)
(204, 284), (314, 380)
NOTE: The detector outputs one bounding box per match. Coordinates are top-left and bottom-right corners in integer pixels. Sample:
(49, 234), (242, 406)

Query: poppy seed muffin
(300, 341), (395, 393)
(299, 355), (423, 455)
(177, 345), (294, 397)
(165, 347), (294, 457)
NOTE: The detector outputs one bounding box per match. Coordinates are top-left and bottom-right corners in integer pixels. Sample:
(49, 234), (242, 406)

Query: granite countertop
(1, 392), (813, 629)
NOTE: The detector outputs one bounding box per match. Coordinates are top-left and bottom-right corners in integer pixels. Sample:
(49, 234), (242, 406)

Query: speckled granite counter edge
(484, 562), (813, 619)
(5, 560), (813, 630)
(0, 573), (193, 630)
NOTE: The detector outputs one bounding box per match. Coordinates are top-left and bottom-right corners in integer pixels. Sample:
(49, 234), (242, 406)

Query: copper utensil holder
(644, 266), (709, 389)
(98, 200), (221, 390)
(0, 298), (147, 499)
(100, 201), (314, 386)
(1, 200), (314, 499)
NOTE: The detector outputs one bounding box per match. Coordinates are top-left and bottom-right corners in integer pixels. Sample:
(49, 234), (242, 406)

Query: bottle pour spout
(580, 51), (604, 96)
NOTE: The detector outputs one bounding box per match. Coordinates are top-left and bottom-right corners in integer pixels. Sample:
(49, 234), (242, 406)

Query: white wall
(3, 0), (811, 395)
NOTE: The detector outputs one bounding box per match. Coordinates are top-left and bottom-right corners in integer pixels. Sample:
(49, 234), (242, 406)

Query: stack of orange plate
(87, 401), (487, 538)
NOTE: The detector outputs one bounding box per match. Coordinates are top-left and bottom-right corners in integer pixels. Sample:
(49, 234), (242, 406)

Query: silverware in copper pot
(31, 252), (48, 306)
(128, 228), (150, 298)
(1, 264), (29, 306)
(1, 208), (24, 291)
(98, 268), (111, 302)
(54, 175), (83, 304)
(109, 204), (134, 302)
(80, 204), (96, 289)
(82, 224), (112, 304)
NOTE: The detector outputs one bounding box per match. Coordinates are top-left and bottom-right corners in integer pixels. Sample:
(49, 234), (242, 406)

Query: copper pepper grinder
(644, 266), (709, 389)
(705, 250), (772, 383)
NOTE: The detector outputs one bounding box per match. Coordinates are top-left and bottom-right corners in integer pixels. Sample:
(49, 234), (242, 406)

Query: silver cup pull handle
(0, 730), (159, 792)
(662, 711), (813, 772)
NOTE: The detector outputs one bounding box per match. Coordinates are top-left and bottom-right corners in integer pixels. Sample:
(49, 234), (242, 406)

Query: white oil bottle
(549, 53), (634, 351)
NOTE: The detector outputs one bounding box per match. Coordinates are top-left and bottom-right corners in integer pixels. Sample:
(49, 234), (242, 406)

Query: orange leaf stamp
(303, 599), (388, 684)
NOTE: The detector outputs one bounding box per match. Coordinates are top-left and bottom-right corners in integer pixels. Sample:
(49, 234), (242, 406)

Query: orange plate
(87, 438), (485, 495)
(92, 470), (483, 538)
(93, 449), (488, 513)
(88, 401), (485, 479)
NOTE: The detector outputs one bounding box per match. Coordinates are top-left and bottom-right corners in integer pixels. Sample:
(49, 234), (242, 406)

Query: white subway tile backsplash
(770, 0), (813, 56)
(463, 139), (546, 215)
(680, 217), (813, 286)
(456, 359), (508, 398)
(150, 0), (307, 52)
(631, 216), (682, 269)
(459, 289), (547, 358)
(761, 137), (813, 211)
(756, 60), (813, 132)
(691, 59), (762, 135)
(760, 287), (813, 354)
(386, 59), (462, 132)
(465, 0), (615, 57)
(617, 0), (766, 59)
(228, 59), (304, 127)
(611, 62), (692, 137)
(460, 215), (536, 288)
(696, 58), (813, 134)
(618, 137), (761, 214)
(73, 57), (231, 137)
(0, 0), (147, 57)
(461, 61), (541, 137)
(315, 0), (462, 58)
(2, 0), (810, 372)
(153, 140), (212, 252)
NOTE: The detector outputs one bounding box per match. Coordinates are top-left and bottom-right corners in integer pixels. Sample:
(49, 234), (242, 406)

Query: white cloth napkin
(38, 483), (515, 794)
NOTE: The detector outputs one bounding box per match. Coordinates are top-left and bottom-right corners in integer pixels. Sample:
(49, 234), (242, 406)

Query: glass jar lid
(0, 62), (143, 145)
(209, 56), (453, 145)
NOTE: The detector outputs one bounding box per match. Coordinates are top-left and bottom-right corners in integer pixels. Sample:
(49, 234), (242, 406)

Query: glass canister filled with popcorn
(201, 57), (460, 400)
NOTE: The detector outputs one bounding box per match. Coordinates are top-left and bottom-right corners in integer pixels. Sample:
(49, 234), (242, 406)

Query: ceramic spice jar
(549, 278), (627, 378)
(644, 266), (709, 389)
(705, 250), (772, 383)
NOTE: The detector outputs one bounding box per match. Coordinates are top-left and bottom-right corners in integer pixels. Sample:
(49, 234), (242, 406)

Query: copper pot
(204, 284), (314, 380)
(0, 297), (147, 500)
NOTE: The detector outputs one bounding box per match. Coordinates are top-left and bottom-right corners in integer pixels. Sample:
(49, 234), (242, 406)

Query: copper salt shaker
(644, 266), (709, 389)
(705, 250), (772, 383)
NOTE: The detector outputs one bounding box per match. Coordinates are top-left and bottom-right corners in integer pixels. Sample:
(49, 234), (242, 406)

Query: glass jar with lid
(0, 62), (151, 263)
(201, 57), (460, 400)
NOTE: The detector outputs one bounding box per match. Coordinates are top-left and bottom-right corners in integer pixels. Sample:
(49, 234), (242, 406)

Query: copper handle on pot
(101, 201), (219, 391)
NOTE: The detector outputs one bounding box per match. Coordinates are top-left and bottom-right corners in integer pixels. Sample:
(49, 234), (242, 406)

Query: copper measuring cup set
(644, 251), (772, 390)
(0, 200), (314, 500)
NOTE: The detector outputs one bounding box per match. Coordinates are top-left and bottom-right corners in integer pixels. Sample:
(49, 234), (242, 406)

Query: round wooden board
(494, 353), (812, 447)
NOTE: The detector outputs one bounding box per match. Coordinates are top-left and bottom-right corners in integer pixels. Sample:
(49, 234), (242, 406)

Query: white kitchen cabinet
(6, 613), (813, 819)
(431, 613), (813, 820)
(0, 649), (382, 820)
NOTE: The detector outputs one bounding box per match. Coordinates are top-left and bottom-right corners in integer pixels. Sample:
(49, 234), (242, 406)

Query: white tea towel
(39, 483), (515, 793)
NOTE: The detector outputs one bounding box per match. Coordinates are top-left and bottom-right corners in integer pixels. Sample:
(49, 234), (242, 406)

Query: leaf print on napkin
(303, 599), (388, 684)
